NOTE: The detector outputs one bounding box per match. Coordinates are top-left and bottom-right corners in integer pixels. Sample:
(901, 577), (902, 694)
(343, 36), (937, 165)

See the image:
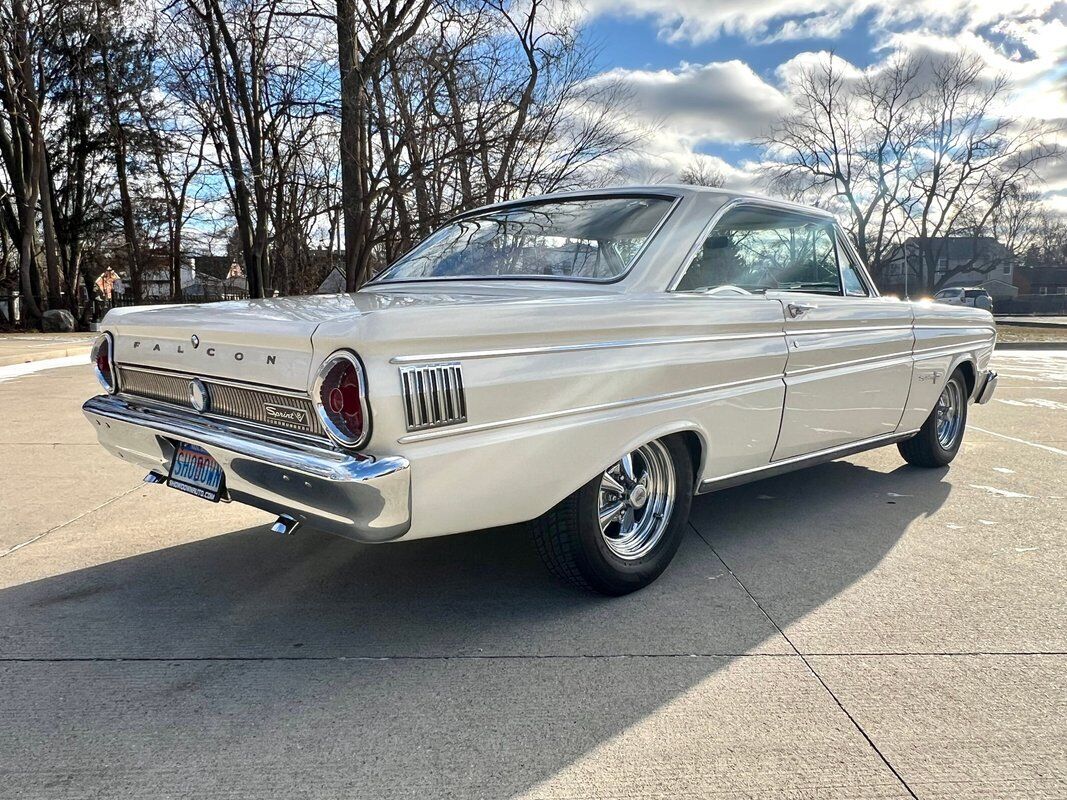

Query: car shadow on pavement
(1, 459), (951, 798)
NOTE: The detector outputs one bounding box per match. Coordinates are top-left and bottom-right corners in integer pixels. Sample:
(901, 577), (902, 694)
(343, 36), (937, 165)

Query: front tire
(531, 436), (693, 595)
(898, 369), (969, 468)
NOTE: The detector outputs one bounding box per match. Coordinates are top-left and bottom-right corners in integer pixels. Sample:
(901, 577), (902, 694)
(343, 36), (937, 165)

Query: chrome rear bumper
(83, 394), (410, 542)
(975, 370), (998, 404)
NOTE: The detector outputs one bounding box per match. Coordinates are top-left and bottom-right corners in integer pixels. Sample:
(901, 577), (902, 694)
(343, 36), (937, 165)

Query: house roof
(1021, 265), (1067, 282)
(904, 236), (1011, 261)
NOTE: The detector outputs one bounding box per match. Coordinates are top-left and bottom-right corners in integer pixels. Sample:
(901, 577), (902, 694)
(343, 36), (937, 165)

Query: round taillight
(91, 333), (117, 394)
(313, 351), (369, 448)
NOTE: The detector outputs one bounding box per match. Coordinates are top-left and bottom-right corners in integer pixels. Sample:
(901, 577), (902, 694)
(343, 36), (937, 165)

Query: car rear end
(82, 300), (411, 542)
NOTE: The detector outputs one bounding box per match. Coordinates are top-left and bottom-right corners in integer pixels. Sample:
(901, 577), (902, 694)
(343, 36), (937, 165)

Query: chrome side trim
(786, 351), (914, 378)
(786, 340), (989, 379)
(390, 324), (951, 366)
(912, 340), (993, 358)
(697, 430), (920, 494)
(391, 330), (786, 365)
(789, 325), (913, 336)
(395, 336), (991, 443)
(397, 372), (783, 444)
(914, 324), (997, 334)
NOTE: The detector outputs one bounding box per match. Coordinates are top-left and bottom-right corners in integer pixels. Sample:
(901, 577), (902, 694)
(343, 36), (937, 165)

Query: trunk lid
(105, 298), (330, 389)
(105, 283), (609, 390)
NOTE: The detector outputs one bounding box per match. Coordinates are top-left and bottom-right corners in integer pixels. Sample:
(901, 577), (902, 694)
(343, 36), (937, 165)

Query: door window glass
(676, 207), (843, 294)
(838, 241), (870, 297)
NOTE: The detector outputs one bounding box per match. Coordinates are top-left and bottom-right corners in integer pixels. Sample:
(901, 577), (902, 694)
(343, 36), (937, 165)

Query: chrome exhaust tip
(271, 514), (301, 535)
(144, 471), (166, 484)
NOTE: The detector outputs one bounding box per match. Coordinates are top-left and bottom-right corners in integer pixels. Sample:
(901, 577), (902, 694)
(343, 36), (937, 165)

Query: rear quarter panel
(900, 301), (996, 431)
(313, 293), (788, 538)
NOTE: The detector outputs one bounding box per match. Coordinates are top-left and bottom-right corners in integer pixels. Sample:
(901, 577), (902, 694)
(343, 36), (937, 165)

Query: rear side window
(675, 207), (842, 295)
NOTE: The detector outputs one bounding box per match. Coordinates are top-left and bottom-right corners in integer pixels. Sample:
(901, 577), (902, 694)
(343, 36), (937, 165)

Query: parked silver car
(934, 287), (993, 312)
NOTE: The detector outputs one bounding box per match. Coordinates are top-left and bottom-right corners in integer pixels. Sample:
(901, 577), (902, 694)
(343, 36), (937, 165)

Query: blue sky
(576, 1), (1067, 209)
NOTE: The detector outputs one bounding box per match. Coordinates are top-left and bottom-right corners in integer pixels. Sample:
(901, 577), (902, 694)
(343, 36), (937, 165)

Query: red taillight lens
(91, 333), (117, 394)
(314, 352), (368, 447)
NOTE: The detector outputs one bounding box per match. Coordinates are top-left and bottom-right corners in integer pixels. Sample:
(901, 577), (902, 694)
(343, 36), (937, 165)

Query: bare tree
(761, 51), (1062, 290)
(761, 53), (923, 281)
(678, 160), (727, 187)
(0, 0), (639, 322)
(901, 54), (1060, 291)
(0, 0), (51, 322)
(332, 0), (433, 290)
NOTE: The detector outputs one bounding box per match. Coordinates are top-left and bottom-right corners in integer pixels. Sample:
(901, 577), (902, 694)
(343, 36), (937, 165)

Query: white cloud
(598, 17), (1067, 197)
(582, 0), (1059, 44)
(591, 60), (787, 143)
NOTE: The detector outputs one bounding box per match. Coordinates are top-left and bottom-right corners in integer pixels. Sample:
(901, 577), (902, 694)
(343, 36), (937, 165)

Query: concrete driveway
(0, 352), (1064, 799)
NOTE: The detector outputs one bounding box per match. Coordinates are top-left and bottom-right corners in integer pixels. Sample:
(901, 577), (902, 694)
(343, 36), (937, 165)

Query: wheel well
(955, 359), (977, 397)
(673, 430), (704, 488)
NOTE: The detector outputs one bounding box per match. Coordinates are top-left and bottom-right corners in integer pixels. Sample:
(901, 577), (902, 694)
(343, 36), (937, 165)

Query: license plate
(167, 442), (224, 502)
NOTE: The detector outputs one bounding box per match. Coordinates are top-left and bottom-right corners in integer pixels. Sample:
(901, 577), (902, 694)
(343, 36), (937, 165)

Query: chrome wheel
(597, 441), (676, 560)
(935, 379), (964, 449)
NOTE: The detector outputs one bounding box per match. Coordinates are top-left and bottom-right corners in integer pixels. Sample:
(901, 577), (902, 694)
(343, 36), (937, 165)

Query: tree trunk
(38, 155), (62, 307)
(337, 0), (373, 291)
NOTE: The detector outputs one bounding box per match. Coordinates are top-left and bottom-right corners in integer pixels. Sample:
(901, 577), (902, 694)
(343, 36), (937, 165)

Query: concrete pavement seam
(2, 651), (1064, 663)
(690, 522), (921, 800)
(0, 483), (142, 559)
(0, 654), (800, 663)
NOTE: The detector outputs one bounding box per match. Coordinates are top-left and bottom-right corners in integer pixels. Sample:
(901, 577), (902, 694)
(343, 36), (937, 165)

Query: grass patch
(996, 324), (1067, 343)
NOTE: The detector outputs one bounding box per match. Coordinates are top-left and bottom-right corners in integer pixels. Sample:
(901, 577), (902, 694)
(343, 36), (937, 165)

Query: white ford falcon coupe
(85, 187), (997, 594)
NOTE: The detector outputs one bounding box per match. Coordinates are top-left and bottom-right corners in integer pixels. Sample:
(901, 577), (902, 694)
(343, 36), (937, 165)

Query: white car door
(760, 223), (913, 460)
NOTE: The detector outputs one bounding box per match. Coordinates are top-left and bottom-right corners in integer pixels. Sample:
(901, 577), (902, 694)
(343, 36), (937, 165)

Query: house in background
(880, 236), (1018, 301)
(185, 255), (248, 299)
(1015, 264), (1067, 296)
(141, 249), (195, 298)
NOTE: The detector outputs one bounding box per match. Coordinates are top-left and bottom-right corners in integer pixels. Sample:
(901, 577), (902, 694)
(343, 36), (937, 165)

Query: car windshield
(373, 196), (674, 283)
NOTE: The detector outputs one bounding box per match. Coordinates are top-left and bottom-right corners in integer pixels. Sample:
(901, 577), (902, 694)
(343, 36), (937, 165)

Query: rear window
(374, 196), (674, 283)
(964, 289), (988, 298)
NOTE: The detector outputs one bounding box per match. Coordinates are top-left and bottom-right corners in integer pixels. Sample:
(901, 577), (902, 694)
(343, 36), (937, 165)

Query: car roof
(450, 184), (836, 222)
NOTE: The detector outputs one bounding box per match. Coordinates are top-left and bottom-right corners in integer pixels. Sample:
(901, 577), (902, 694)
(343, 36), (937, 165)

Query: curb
(996, 319), (1067, 329)
(996, 342), (1067, 351)
(0, 346), (91, 368)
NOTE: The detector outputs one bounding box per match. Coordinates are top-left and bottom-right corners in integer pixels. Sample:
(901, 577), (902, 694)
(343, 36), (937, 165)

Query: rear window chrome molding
(312, 350), (372, 450)
(366, 193), (683, 288)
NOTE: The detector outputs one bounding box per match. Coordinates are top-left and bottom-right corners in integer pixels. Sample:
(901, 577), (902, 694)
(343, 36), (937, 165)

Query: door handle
(787, 302), (816, 319)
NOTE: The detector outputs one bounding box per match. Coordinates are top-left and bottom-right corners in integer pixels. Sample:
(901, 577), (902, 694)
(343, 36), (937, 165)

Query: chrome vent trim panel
(115, 365), (326, 439)
(400, 362), (467, 431)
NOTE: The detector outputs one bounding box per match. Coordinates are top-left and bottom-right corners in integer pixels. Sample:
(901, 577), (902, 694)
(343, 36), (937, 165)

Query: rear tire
(898, 369), (969, 468)
(531, 436), (693, 595)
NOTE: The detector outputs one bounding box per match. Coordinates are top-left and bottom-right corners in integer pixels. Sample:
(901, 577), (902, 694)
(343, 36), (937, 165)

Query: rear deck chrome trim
(116, 364), (326, 441)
